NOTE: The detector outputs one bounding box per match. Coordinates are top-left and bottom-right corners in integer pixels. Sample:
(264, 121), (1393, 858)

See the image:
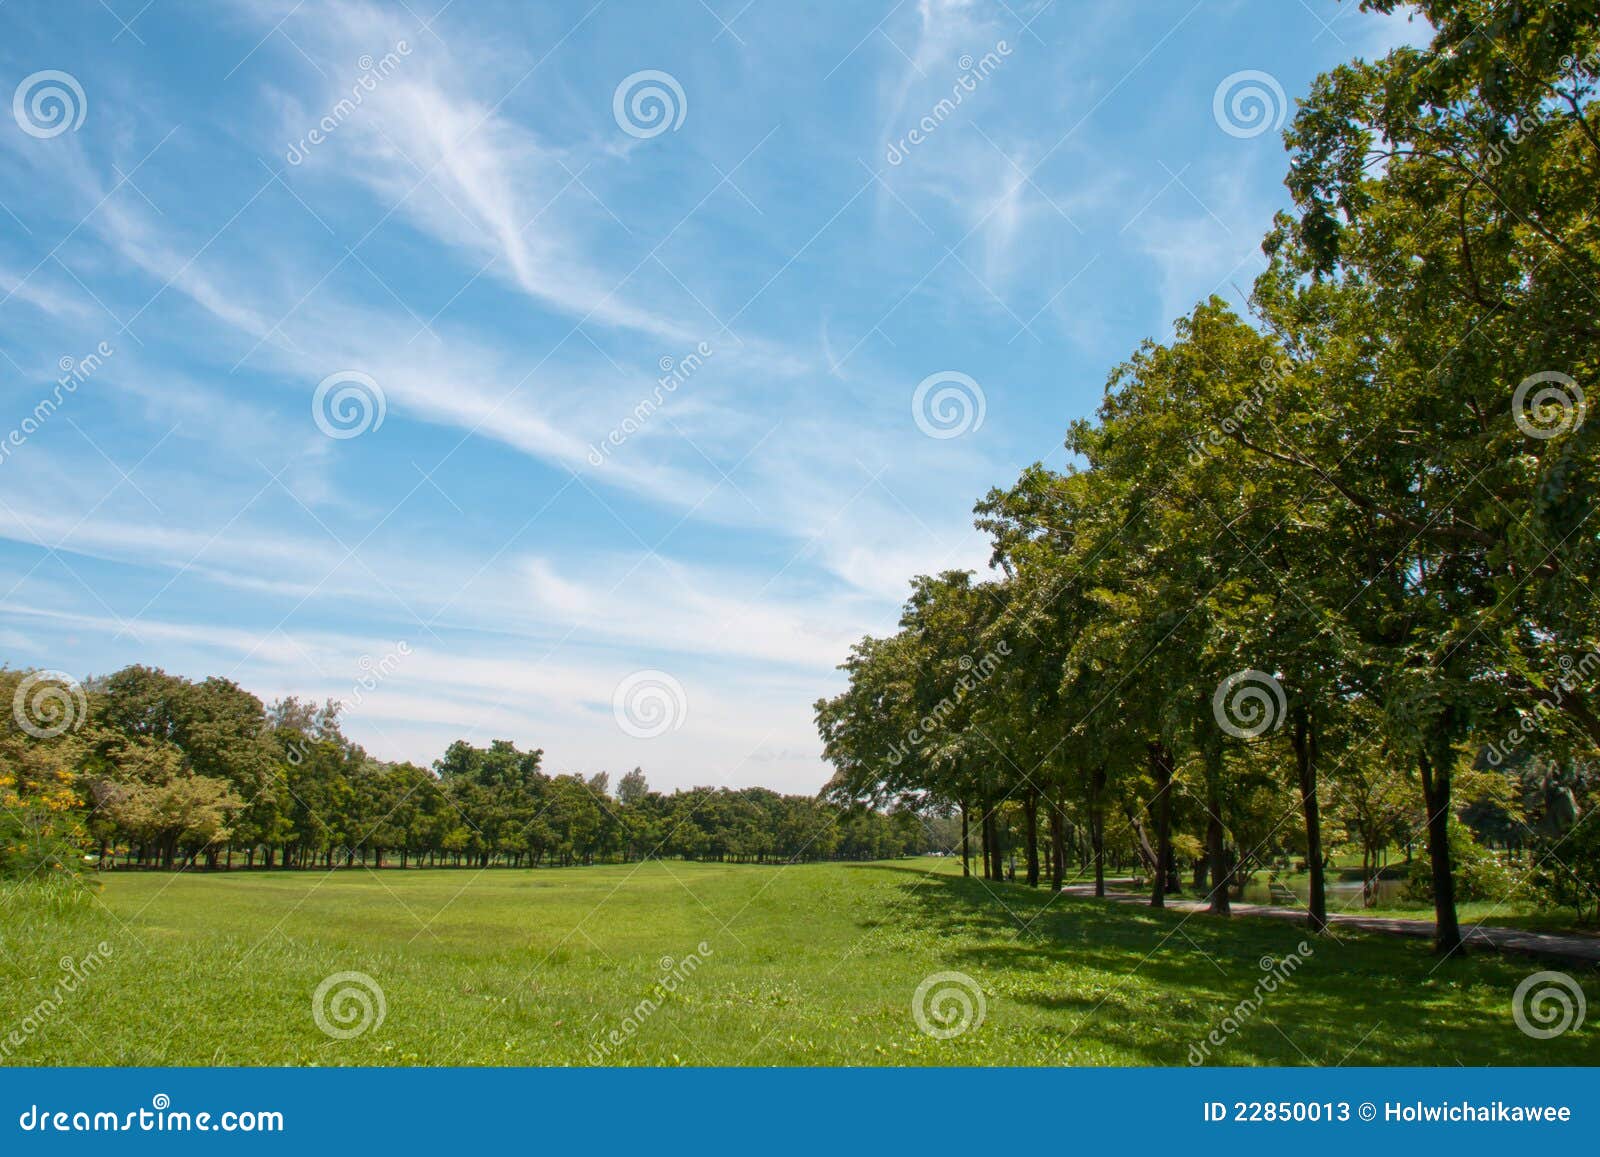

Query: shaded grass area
(2, 858), (1594, 1066)
(1230, 865), (1590, 932)
(1062, 855), (1592, 934)
(1100, 868), (1595, 935)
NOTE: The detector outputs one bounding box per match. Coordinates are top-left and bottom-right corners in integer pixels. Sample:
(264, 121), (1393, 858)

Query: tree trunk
(1203, 746), (1230, 915)
(1049, 800), (1066, 891)
(984, 808), (1003, 881)
(1089, 764), (1107, 897)
(960, 802), (971, 878)
(1022, 790), (1040, 887)
(1149, 741), (1175, 908)
(1125, 803), (1157, 879)
(1291, 705), (1328, 933)
(1418, 734), (1463, 954)
(1205, 812), (1230, 915)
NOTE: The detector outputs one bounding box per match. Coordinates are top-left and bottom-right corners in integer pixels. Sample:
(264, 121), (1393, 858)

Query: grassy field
(3, 858), (1594, 1066)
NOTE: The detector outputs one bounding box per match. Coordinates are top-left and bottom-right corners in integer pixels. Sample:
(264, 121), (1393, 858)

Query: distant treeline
(1, 665), (935, 877)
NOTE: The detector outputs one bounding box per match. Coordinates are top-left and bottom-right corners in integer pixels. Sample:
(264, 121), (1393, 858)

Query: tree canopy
(815, 0), (1600, 951)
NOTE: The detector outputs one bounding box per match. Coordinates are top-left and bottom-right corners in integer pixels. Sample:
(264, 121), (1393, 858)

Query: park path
(1058, 882), (1600, 965)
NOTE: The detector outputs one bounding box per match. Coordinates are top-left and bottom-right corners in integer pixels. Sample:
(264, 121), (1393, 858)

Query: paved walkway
(1059, 883), (1600, 965)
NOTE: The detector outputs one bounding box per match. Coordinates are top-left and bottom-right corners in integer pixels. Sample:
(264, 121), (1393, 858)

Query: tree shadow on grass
(840, 862), (1599, 1066)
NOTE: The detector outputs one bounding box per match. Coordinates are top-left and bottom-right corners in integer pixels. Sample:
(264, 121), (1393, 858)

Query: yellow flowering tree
(0, 668), (93, 879)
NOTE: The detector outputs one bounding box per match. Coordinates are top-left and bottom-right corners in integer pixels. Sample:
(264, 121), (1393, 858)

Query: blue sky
(0, 0), (1426, 792)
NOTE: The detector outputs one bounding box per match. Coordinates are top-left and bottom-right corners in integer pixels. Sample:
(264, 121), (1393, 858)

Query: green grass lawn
(3, 858), (1594, 1066)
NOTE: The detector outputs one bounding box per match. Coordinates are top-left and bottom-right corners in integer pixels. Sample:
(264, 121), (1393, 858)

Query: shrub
(1403, 820), (1513, 903)
(0, 802), (91, 881)
(1523, 817), (1600, 924)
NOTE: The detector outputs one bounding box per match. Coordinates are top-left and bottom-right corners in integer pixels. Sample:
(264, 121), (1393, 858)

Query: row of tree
(1, 664), (931, 877)
(816, 0), (1600, 949)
